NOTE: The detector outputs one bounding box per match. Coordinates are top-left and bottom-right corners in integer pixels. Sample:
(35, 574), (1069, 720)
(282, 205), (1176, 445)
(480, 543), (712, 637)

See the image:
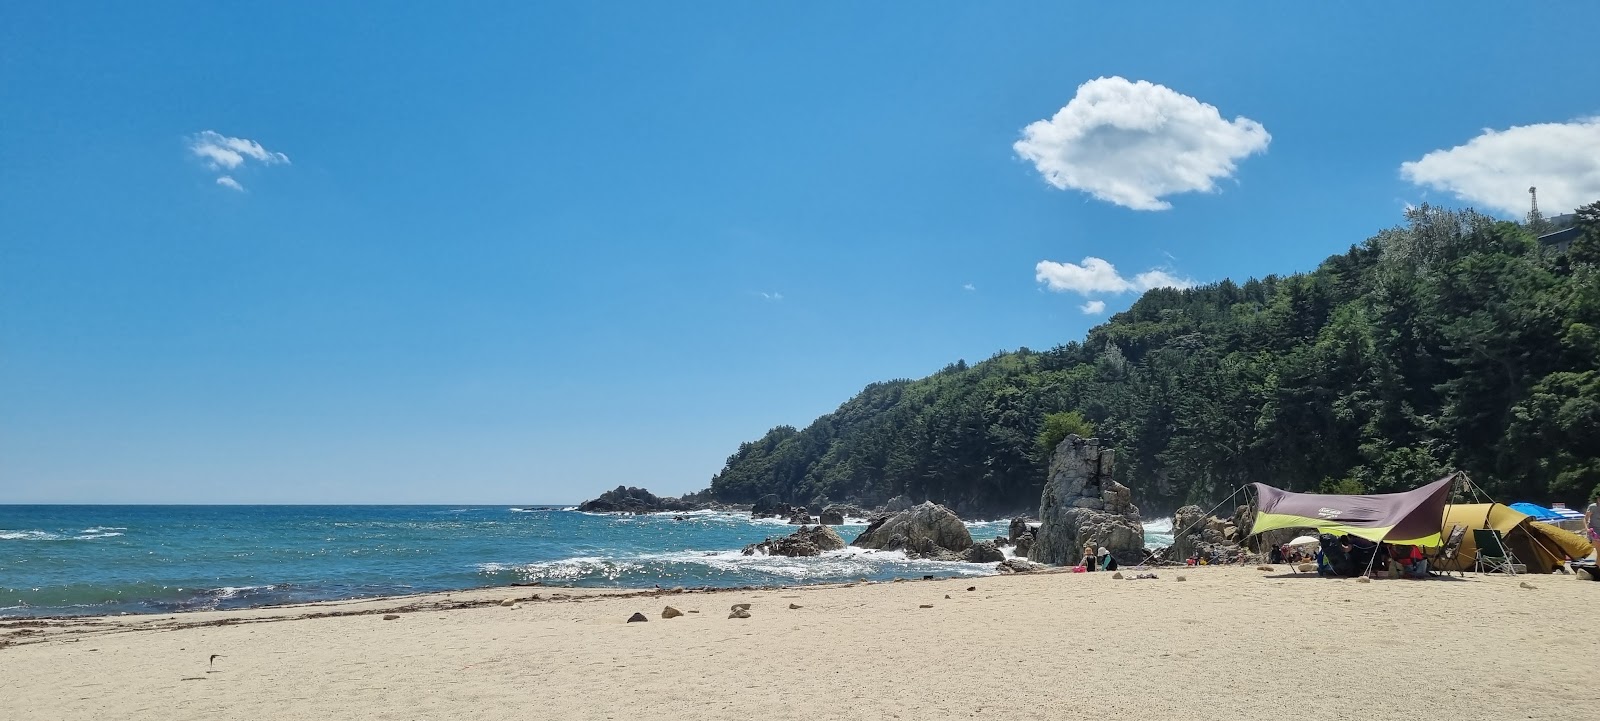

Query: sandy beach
(4, 566), (1594, 721)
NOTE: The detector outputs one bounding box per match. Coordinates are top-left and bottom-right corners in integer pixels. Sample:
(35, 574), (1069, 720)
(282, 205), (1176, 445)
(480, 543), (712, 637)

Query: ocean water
(0, 505), (1174, 618)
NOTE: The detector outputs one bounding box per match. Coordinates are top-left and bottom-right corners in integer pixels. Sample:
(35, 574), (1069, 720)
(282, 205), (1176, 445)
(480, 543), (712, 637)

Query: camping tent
(1250, 475), (1454, 546)
(1430, 504), (1594, 573)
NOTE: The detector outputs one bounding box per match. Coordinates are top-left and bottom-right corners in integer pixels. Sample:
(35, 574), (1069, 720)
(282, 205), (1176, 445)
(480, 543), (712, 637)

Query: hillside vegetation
(703, 204), (1600, 517)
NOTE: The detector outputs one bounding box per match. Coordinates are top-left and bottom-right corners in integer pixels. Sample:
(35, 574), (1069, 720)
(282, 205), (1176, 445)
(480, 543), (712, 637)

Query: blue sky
(4, 4), (1599, 503)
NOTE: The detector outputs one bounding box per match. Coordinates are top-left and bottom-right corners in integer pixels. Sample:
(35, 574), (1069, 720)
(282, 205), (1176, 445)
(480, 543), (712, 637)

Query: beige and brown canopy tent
(1428, 503), (1594, 574)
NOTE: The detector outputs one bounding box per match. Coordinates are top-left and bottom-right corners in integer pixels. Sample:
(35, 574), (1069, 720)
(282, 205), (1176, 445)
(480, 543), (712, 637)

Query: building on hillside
(1538, 225), (1580, 253)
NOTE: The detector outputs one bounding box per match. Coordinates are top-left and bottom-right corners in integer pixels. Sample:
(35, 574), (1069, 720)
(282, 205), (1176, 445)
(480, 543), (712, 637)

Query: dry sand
(3, 566), (1594, 720)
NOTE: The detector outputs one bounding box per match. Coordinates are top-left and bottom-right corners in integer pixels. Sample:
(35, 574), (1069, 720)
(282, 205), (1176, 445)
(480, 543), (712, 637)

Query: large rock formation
(742, 525), (847, 557)
(577, 486), (698, 514)
(751, 494), (794, 519)
(851, 502), (973, 559)
(818, 508), (846, 525)
(1028, 436), (1144, 567)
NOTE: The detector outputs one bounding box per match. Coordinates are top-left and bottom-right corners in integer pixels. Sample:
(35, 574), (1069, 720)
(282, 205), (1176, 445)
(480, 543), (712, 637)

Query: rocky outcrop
(962, 541), (1005, 563)
(880, 495), (915, 513)
(742, 525), (846, 557)
(787, 510), (815, 525)
(997, 558), (1043, 574)
(751, 494), (794, 519)
(578, 486), (699, 514)
(818, 508), (846, 525)
(852, 502), (973, 559)
(1028, 436), (1144, 567)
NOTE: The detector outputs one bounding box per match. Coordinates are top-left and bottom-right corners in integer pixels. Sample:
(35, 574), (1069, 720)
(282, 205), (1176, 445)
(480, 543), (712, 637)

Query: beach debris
(918, 604), (933, 609)
(1175, 575), (1186, 582)
(1519, 581), (1538, 590)
(923, 575), (934, 580)
(731, 603), (751, 612)
(1257, 565), (1275, 571)
(728, 609), (751, 619)
(966, 586), (976, 592)
(1356, 576), (1371, 584)
(1111, 572), (1124, 579)
(671, 586), (685, 593)
(627, 612), (649, 623)
(662, 606), (683, 619)
(892, 578), (906, 583)
(788, 603), (801, 610)
(1298, 564), (1316, 573)
(500, 598), (517, 607)
(1133, 572), (1158, 580)
(209, 654), (224, 668)
(383, 614), (400, 621)
(944, 594), (951, 599)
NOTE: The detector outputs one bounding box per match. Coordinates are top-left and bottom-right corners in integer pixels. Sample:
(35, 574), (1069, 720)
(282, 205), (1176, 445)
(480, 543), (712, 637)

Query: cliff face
(1028, 435), (1145, 566)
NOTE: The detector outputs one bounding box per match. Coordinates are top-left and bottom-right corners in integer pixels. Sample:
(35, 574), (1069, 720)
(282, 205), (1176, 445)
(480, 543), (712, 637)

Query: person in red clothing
(1388, 543), (1428, 579)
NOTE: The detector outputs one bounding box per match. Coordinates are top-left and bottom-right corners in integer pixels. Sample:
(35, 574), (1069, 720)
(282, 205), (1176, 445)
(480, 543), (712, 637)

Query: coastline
(5, 566), (1594, 720)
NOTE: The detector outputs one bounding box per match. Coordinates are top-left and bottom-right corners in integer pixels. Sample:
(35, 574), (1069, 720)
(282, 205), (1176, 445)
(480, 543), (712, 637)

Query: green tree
(1035, 411), (1095, 458)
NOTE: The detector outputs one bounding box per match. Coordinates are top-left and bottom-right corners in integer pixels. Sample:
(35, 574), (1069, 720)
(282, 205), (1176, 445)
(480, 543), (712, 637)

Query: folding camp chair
(1428, 524), (1468, 577)
(1472, 529), (1520, 575)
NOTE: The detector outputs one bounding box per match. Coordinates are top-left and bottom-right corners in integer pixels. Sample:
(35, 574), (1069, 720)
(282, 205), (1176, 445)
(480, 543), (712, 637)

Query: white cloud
(758, 291), (784, 301)
(1035, 256), (1195, 295)
(962, 283), (976, 291)
(1014, 76), (1271, 211)
(189, 131), (288, 191)
(189, 130), (289, 170)
(1080, 300), (1107, 315)
(1400, 119), (1600, 216)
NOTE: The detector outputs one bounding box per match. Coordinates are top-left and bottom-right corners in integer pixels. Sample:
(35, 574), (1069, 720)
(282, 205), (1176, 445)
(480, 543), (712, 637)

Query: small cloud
(962, 283), (976, 291)
(1035, 256), (1194, 296)
(1400, 118), (1600, 216)
(189, 130), (288, 190)
(1014, 76), (1270, 210)
(1080, 300), (1107, 314)
(758, 291), (784, 301)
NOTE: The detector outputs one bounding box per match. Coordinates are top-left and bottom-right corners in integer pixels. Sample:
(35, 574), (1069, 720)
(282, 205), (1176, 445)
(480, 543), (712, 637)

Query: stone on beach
(788, 603), (801, 609)
(731, 603), (751, 611)
(627, 612), (648, 623)
(662, 607), (683, 619)
(382, 614), (400, 620)
(500, 599), (517, 607)
(728, 609), (751, 619)
(918, 604), (933, 609)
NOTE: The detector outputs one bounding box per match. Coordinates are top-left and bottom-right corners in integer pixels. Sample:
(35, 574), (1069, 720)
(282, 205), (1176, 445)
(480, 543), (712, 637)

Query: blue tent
(1509, 502), (1566, 521)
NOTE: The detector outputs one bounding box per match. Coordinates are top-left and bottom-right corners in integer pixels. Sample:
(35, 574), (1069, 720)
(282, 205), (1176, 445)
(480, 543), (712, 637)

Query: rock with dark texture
(742, 525), (846, 557)
(997, 558), (1042, 574)
(962, 541), (1005, 563)
(818, 508), (847, 525)
(1028, 436), (1144, 567)
(851, 502), (973, 559)
(662, 606), (683, 619)
(786, 510), (815, 525)
(729, 608), (751, 619)
(578, 486), (700, 514)
(627, 612), (648, 623)
(751, 494), (793, 519)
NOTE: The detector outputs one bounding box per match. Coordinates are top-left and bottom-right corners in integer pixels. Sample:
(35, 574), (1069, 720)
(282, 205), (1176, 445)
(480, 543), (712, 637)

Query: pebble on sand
(1175, 575), (1187, 582)
(662, 606), (683, 619)
(382, 614), (400, 621)
(731, 603), (751, 612)
(788, 603), (801, 610)
(627, 612), (648, 623)
(500, 599), (517, 607)
(918, 604), (933, 609)
(728, 609), (751, 619)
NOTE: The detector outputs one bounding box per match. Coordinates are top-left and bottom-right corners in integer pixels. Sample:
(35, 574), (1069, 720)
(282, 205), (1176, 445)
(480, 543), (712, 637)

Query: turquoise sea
(1, 506), (1175, 618)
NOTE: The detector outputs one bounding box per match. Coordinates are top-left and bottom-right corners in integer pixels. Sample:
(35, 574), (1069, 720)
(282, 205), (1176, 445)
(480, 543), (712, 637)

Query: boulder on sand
(851, 502), (973, 560)
(1028, 435), (1145, 568)
(742, 525), (847, 557)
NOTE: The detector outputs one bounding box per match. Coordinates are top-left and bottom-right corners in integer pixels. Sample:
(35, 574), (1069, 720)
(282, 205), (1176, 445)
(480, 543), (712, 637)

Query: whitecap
(0, 530), (60, 541)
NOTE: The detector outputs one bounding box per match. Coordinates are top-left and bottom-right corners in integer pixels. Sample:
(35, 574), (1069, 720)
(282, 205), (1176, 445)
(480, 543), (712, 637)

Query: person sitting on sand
(1081, 542), (1097, 571)
(1098, 547), (1118, 572)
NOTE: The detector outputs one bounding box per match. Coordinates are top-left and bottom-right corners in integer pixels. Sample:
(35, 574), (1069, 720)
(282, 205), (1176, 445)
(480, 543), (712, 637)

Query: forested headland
(699, 204), (1600, 517)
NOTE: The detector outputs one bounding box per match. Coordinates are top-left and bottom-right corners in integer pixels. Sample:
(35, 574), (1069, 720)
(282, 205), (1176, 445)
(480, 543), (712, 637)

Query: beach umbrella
(1287, 535), (1320, 547)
